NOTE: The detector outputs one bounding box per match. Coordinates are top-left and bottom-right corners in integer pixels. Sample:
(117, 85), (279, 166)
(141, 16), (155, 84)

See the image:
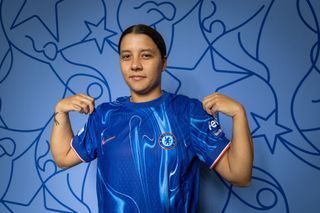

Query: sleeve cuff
(209, 141), (231, 170)
(70, 136), (90, 162)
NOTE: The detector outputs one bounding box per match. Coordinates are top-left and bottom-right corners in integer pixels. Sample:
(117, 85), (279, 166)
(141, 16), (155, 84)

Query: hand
(55, 93), (95, 115)
(202, 92), (244, 118)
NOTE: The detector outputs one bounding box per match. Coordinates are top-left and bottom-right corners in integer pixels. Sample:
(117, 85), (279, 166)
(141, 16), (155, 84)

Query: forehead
(120, 33), (158, 52)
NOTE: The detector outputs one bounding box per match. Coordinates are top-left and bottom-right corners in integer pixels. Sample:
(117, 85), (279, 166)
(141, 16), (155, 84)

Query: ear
(161, 57), (167, 72)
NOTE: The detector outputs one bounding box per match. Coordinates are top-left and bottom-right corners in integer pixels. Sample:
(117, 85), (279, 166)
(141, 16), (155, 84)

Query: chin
(128, 86), (148, 95)
(127, 81), (161, 96)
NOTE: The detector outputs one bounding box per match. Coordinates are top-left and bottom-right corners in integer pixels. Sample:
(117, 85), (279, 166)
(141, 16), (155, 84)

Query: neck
(130, 89), (163, 103)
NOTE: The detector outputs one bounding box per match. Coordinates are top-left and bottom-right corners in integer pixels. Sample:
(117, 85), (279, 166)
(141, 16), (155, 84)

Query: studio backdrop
(0, 0), (319, 212)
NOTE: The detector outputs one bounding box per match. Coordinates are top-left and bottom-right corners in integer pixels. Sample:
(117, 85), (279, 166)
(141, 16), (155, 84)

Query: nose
(131, 57), (142, 71)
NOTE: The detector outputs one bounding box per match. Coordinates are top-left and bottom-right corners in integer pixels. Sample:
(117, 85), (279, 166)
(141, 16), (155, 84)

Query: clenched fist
(55, 93), (95, 115)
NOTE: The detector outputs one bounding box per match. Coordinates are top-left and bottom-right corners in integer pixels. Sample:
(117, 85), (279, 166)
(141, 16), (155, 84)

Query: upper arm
(65, 146), (84, 168)
(213, 148), (232, 180)
(213, 144), (252, 187)
(54, 145), (83, 169)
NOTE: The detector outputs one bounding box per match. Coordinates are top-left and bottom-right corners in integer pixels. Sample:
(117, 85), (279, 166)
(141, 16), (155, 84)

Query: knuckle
(202, 98), (207, 104)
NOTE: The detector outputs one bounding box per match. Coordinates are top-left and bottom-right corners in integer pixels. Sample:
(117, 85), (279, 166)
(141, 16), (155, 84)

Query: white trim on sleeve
(210, 142), (231, 170)
(70, 138), (86, 162)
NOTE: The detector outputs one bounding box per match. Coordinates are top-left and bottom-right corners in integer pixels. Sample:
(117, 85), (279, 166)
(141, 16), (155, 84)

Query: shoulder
(167, 92), (202, 108)
(93, 98), (126, 117)
(166, 92), (199, 104)
(164, 92), (204, 117)
(171, 93), (209, 118)
(95, 102), (113, 113)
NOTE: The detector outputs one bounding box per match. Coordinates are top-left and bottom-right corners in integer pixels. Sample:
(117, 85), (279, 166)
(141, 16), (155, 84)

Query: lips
(129, 75), (146, 81)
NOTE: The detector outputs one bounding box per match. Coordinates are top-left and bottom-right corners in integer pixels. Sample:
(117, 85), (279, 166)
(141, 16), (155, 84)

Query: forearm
(50, 94), (94, 168)
(50, 111), (75, 168)
(228, 105), (253, 184)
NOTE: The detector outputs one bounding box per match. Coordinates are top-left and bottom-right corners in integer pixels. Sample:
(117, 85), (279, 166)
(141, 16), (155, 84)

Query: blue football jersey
(71, 91), (230, 212)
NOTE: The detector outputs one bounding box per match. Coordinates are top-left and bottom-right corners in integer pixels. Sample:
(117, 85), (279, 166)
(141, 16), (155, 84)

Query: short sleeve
(71, 110), (100, 162)
(189, 99), (231, 169)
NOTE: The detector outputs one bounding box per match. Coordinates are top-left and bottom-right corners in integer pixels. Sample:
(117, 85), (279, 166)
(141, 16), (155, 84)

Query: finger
(78, 93), (94, 102)
(87, 99), (95, 114)
(202, 96), (212, 111)
(202, 92), (220, 106)
(75, 97), (92, 112)
(210, 104), (219, 118)
(202, 95), (213, 107)
(77, 95), (95, 114)
(72, 104), (83, 113)
(204, 102), (214, 115)
(203, 101), (216, 116)
(82, 103), (90, 114)
(73, 101), (90, 114)
(203, 96), (218, 113)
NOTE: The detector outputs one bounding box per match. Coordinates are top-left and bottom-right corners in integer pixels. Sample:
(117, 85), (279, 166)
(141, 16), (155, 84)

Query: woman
(50, 24), (253, 212)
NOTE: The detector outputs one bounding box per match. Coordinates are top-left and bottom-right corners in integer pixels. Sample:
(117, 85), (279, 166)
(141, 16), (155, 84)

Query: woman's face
(119, 33), (166, 99)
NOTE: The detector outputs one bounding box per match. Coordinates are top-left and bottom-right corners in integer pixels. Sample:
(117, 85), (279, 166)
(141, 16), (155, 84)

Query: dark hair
(118, 24), (167, 59)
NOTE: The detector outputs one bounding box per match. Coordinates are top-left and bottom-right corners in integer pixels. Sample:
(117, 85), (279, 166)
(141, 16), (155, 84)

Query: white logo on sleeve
(208, 120), (223, 137)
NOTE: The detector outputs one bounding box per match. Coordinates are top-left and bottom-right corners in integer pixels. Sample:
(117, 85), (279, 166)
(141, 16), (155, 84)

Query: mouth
(129, 75), (146, 81)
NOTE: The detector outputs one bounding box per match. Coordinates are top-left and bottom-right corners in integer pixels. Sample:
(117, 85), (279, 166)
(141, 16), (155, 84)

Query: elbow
(54, 159), (67, 169)
(56, 162), (67, 169)
(233, 177), (252, 187)
(52, 157), (72, 169)
(224, 168), (252, 187)
(229, 175), (252, 187)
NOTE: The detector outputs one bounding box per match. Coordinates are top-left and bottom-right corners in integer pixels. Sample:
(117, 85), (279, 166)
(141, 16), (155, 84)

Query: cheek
(120, 64), (127, 75)
(120, 62), (124, 71)
(120, 69), (128, 81)
(152, 68), (163, 82)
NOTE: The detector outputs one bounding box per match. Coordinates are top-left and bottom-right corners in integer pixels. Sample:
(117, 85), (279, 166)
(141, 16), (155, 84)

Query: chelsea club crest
(158, 132), (176, 150)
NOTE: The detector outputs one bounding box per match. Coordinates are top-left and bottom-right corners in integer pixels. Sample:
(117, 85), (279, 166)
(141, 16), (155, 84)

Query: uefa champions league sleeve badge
(158, 132), (176, 150)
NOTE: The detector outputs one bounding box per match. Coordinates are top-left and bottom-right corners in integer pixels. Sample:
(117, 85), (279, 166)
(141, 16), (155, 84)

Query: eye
(141, 53), (152, 59)
(121, 54), (131, 61)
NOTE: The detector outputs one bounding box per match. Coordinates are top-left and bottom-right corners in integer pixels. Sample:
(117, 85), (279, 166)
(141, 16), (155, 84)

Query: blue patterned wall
(0, 0), (319, 212)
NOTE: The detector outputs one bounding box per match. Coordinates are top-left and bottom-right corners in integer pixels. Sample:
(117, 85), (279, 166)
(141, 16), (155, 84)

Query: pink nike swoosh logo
(102, 136), (116, 145)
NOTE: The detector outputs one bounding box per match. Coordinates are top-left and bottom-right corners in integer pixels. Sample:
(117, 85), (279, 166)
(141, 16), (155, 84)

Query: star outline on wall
(82, 17), (117, 54)
(10, 0), (64, 41)
(251, 109), (292, 154)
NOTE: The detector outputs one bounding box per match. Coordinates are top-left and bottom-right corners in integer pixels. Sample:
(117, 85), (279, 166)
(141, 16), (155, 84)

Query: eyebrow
(120, 48), (155, 54)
